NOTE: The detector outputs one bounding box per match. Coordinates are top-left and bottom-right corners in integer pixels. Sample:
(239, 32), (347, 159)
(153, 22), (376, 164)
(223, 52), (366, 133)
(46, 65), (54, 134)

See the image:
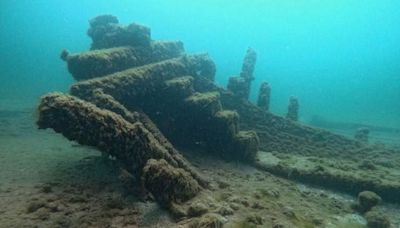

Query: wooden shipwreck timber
(37, 15), (399, 226)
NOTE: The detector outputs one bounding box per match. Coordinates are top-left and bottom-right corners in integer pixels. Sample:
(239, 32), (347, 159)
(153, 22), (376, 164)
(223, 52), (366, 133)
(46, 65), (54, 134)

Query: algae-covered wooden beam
(240, 48), (257, 83)
(70, 54), (216, 101)
(257, 82), (271, 111)
(37, 93), (207, 195)
(255, 153), (400, 203)
(188, 53), (216, 82)
(150, 41), (185, 63)
(227, 76), (248, 100)
(227, 48), (257, 100)
(286, 96), (299, 121)
(77, 88), (209, 187)
(181, 92), (259, 162)
(70, 58), (258, 162)
(61, 41), (185, 81)
(142, 159), (201, 207)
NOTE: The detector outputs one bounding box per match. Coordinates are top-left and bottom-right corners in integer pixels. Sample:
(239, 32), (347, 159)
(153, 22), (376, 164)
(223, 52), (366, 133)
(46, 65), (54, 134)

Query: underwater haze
(1, 0), (399, 128)
(2, 1), (400, 227)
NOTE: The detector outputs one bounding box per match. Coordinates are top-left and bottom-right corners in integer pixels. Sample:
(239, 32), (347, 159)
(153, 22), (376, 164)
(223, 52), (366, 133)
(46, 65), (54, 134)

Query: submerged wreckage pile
(38, 15), (399, 225)
(38, 15), (259, 213)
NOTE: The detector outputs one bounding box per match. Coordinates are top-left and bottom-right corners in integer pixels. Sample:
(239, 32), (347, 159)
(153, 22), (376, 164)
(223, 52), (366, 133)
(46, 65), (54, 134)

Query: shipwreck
(37, 15), (400, 226)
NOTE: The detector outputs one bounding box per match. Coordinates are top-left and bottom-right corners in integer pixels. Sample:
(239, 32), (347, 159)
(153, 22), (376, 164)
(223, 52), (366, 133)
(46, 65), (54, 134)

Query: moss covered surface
(69, 55), (209, 100)
(64, 41), (184, 81)
(37, 93), (207, 205)
(142, 159), (201, 206)
(214, 110), (240, 138)
(232, 131), (259, 162)
(255, 151), (400, 203)
(184, 92), (222, 116)
(69, 55), (257, 164)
